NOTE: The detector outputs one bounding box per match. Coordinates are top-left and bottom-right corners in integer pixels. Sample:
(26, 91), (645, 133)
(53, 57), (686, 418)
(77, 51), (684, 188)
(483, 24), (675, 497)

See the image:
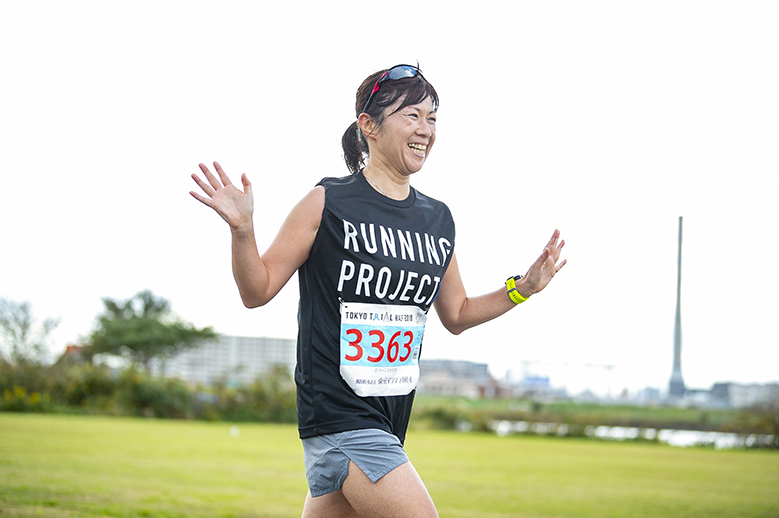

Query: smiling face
(363, 96), (437, 177)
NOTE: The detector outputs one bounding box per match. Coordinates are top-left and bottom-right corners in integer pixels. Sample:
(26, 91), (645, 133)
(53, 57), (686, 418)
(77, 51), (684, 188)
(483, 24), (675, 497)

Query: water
(490, 420), (777, 449)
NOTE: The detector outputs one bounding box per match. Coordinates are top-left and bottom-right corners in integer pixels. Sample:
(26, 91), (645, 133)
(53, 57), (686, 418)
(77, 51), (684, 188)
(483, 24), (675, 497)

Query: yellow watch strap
(505, 276), (528, 304)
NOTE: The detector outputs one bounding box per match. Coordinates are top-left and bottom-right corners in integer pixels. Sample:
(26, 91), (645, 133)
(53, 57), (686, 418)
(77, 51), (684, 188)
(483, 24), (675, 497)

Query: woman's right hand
(190, 161), (254, 230)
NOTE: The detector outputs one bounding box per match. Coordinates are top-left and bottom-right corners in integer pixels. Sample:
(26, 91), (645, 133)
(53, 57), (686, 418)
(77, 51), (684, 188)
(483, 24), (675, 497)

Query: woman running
(190, 64), (566, 518)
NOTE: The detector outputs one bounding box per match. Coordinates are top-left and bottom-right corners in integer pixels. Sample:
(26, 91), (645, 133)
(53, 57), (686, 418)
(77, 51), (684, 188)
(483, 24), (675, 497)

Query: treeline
(3, 358), (777, 449)
(1, 293), (776, 443)
(411, 395), (779, 441)
(0, 359), (296, 423)
(1, 291), (294, 422)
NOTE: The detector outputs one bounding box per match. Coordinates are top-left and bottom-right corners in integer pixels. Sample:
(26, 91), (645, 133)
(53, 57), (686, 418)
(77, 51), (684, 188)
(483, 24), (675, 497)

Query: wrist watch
(505, 275), (528, 304)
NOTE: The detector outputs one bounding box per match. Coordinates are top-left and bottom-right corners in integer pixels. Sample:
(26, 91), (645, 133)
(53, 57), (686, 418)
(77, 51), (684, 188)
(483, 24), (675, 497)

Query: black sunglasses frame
(361, 64), (422, 115)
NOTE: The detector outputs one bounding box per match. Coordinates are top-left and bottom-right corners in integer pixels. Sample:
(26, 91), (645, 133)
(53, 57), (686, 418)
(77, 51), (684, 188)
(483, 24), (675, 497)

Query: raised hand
(521, 229), (567, 297)
(190, 162), (253, 230)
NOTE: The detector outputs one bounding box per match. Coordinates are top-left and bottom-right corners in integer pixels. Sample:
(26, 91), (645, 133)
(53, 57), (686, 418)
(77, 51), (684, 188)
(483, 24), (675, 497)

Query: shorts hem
(303, 429), (409, 497)
(307, 457), (409, 498)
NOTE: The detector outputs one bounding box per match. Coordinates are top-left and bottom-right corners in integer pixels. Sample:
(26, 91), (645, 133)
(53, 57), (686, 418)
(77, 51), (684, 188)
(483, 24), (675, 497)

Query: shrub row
(3, 360), (776, 442)
(410, 395), (779, 439)
(0, 360), (296, 423)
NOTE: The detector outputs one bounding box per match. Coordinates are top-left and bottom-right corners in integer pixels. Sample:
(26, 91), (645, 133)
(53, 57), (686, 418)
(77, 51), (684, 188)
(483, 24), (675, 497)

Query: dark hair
(341, 68), (439, 174)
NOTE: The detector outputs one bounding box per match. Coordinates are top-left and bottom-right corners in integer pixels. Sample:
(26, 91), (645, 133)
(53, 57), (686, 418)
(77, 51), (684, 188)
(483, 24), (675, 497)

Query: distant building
(683, 388), (713, 406)
(635, 387), (662, 404)
(152, 335), (296, 386)
(515, 376), (567, 401)
(522, 376), (550, 389)
(417, 359), (492, 398)
(55, 344), (89, 365)
(709, 382), (779, 408)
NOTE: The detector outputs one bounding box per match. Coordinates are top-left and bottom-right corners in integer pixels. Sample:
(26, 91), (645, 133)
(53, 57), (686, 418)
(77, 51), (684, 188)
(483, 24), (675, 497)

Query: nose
(415, 119), (433, 138)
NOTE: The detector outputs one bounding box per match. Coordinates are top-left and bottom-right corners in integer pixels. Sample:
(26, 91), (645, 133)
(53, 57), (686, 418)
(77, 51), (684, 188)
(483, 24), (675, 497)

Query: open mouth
(408, 143), (427, 156)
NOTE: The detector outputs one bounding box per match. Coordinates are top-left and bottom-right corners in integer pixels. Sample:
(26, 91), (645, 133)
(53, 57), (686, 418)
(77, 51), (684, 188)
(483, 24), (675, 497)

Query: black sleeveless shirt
(295, 171), (456, 443)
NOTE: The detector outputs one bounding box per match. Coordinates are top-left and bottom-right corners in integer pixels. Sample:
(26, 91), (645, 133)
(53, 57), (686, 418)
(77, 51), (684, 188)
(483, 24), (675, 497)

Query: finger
(536, 246), (551, 266)
(551, 239), (566, 261)
(191, 173), (215, 197)
(199, 163), (223, 191)
(545, 229), (560, 250)
(241, 173), (253, 197)
(545, 248), (558, 273)
(214, 161), (234, 187)
(189, 190), (213, 207)
(555, 258), (568, 273)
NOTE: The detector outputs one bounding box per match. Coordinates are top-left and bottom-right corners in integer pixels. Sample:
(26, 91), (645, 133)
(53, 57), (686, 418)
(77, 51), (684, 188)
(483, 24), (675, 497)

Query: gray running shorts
(302, 428), (409, 497)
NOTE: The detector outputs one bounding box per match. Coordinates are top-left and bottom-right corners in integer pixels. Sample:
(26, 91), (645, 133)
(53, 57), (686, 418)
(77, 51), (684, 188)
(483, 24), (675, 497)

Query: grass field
(1, 413), (777, 518)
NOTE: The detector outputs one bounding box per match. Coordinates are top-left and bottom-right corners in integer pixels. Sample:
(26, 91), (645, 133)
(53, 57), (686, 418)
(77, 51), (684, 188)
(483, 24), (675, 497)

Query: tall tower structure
(668, 216), (686, 398)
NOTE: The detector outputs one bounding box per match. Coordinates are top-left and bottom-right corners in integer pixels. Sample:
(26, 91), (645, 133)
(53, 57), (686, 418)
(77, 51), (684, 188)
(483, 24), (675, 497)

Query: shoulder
(316, 173), (371, 207)
(317, 173), (360, 191)
(413, 187), (453, 217)
(285, 185), (325, 231)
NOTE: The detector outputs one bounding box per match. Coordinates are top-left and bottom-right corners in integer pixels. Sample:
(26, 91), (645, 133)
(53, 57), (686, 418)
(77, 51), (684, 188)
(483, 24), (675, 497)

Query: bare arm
(434, 229), (566, 335)
(190, 162), (323, 308)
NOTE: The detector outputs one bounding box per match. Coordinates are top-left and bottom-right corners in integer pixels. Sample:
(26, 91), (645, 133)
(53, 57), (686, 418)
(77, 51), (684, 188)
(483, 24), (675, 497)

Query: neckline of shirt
(356, 171), (416, 208)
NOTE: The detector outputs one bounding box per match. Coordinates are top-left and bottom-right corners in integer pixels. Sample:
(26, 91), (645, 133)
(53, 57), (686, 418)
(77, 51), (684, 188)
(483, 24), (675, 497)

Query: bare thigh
(301, 461), (438, 518)
(301, 488), (360, 518)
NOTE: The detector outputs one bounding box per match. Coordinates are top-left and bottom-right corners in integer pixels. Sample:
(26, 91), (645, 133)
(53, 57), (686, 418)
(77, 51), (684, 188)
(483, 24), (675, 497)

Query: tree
(734, 392), (779, 439)
(88, 290), (216, 371)
(0, 298), (59, 364)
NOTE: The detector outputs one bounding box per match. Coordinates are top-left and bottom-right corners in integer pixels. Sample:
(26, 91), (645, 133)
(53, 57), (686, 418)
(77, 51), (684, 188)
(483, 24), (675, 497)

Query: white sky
(2, 1), (777, 397)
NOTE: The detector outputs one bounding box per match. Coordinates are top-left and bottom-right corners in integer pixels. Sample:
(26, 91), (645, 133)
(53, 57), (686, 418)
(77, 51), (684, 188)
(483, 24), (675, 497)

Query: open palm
(523, 229), (566, 296)
(190, 162), (253, 229)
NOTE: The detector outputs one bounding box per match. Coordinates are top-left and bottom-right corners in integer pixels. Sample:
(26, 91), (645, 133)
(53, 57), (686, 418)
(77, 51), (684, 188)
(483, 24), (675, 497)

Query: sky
(2, 1), (777, 397)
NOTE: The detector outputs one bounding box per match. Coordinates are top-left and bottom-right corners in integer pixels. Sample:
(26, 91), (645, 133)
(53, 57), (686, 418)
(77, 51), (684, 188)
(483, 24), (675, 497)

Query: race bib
(339, 301), (426, 397)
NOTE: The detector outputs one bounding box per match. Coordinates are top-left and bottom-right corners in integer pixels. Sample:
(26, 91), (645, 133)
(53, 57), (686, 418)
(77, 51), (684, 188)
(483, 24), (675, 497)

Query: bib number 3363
(339, 302), (425, 397)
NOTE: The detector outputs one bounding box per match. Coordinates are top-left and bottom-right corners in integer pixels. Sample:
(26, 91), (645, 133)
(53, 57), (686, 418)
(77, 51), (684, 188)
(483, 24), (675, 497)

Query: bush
(115, 368), (194, 418)
(51, 363), (118, 411)
(0, 359), (297, 423)
(192, 366), (297, 423)
(0, 360), (50, 396)
(1, 385), (51, 412)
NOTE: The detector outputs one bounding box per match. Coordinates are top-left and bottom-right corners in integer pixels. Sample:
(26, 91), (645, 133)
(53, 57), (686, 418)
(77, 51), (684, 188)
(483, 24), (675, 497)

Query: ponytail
(341, 120), (366, 175)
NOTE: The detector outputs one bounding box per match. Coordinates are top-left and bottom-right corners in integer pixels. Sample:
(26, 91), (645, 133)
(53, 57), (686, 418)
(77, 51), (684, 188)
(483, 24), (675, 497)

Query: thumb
(241, 173), (253, 197)
(537, 247), (551, 265)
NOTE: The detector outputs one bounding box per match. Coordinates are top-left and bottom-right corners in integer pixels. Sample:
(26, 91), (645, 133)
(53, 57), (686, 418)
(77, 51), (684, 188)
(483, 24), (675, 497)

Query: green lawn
(1, 413), (777, 517)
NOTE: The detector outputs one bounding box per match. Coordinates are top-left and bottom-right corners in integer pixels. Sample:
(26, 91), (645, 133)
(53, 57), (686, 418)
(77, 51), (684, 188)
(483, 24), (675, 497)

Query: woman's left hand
(518, 229), (567, 298)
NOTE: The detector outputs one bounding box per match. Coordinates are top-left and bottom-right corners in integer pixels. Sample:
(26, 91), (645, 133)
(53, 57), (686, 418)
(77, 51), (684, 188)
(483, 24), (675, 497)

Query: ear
(357, 113), (378, 140)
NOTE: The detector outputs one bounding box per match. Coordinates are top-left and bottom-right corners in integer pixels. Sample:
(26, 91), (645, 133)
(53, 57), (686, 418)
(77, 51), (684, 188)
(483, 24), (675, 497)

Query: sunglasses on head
(361, 64), (422, 114)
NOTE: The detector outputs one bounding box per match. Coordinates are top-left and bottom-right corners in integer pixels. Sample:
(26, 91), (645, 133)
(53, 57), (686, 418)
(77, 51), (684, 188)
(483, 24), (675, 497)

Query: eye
(428, 116), (437, 124)
(407, 113), (419, 120)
